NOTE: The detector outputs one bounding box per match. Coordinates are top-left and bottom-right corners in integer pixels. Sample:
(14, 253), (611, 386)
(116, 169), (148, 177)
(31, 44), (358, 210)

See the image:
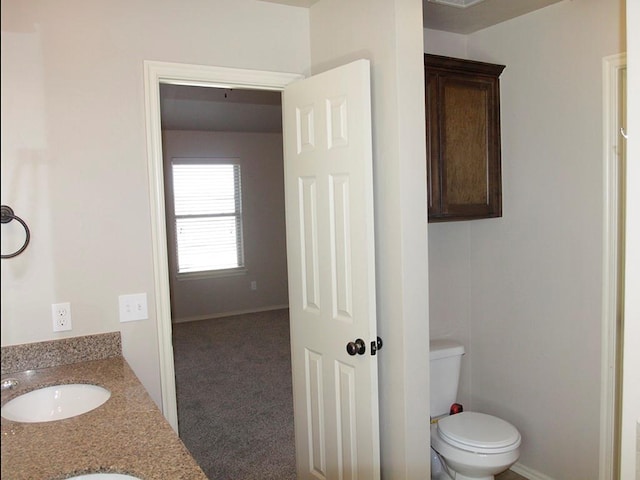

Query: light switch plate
(119, 293), (148, 322)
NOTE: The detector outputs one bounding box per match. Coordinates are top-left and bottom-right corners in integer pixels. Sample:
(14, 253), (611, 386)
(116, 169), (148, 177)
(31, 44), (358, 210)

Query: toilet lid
(437, 412), (521, 454)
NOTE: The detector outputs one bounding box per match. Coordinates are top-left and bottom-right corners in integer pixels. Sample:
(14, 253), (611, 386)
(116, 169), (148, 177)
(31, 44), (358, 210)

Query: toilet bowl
(429, 339), (522, 480)
(430, 412), (521, 480)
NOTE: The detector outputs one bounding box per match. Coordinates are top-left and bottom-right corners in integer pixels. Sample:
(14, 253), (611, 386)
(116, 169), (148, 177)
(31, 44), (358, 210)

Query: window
(171, 160), (244, 276)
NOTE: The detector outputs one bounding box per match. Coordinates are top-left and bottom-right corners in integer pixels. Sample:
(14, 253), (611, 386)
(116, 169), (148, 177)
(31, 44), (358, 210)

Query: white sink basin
(1, 383), (111, 423)
(65, 474), (141, 479)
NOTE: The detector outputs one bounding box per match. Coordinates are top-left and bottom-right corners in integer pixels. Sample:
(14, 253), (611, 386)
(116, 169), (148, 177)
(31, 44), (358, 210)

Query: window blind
(172, 163), (243, 274)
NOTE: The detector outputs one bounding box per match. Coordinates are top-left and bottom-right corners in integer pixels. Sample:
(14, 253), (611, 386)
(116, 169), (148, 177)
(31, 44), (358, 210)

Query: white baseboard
(172, 304), (289, 324)
(510, 462), (556, 480)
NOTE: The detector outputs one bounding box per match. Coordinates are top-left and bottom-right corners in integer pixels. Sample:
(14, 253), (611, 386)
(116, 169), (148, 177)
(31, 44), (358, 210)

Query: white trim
(171, 304), (290, 324)
(511, 462), (557, 480)
(143, 60), (303, 431)
(600, 52), (626, 480)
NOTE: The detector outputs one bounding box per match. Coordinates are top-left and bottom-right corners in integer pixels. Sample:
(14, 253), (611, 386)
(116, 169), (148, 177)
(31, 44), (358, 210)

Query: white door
(283, 59), (380, 480)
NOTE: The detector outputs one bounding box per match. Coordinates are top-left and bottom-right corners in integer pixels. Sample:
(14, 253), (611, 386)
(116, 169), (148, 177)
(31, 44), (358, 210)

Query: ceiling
(422, 0), (562, 34)
(160, 84), (283, 133)
(161, 0), (563, 133)
(261, 0), (563, 34)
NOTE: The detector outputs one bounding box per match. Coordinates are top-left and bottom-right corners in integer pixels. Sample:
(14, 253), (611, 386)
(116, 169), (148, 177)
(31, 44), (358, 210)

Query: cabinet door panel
(442, 78), (490, 207)
(425, 54), (505, 222)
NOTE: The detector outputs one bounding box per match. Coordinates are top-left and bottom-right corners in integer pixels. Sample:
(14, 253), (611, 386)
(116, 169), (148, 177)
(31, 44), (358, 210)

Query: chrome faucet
(1, 378), (19, 390)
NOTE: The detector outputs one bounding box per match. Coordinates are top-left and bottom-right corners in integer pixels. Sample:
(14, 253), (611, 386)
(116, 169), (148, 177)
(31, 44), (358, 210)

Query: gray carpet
(172, 309), (296, 480)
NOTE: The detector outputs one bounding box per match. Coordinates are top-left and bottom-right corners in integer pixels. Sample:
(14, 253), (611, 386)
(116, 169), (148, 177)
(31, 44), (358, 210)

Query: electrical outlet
(119, 293), (148, 322)
(250, 281), (257, 291)
(52, 302), (72, 332)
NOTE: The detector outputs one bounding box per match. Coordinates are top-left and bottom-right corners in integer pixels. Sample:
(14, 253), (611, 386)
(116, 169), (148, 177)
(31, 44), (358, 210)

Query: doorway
(143, 61), (302, 431)
(159, 83), (294, 478)
(142, 62), (302, 476)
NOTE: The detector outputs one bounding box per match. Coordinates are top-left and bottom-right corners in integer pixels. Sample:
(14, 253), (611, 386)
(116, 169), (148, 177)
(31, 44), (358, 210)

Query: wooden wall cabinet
(425, 54), (506, 222)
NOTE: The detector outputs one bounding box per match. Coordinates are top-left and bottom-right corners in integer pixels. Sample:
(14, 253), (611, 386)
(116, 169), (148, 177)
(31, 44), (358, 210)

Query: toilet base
(449, 474), (494, 480)
(431, 447), (500, 480)
(432, 473), (454, 480)
(430, 468), (496, 480)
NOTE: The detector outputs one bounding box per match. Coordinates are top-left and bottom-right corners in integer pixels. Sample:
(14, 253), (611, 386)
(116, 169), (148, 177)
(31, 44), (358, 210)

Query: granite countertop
(1, 334), (208, 480)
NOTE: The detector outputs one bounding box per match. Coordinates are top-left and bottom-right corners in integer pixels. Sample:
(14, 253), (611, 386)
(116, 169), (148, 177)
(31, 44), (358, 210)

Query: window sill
(176, 267), (248, 281)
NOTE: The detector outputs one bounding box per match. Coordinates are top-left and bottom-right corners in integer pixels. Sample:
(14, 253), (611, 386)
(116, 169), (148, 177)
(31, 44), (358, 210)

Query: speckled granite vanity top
(1, 333), (207, 480)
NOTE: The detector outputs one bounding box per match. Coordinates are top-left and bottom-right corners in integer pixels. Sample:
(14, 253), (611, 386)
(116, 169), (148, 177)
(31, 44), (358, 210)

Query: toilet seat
(437, 412), (521, 454)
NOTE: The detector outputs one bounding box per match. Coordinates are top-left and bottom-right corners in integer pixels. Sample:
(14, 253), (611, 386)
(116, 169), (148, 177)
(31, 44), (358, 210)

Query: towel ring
(1, 205), (31, 259)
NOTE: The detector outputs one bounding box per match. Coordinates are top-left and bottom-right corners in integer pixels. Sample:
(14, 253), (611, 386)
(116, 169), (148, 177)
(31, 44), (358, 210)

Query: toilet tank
(429, 339), (465, 418)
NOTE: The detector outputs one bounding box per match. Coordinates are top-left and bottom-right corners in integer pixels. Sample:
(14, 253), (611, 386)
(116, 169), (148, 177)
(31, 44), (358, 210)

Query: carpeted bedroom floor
(172, 308), (296, 480)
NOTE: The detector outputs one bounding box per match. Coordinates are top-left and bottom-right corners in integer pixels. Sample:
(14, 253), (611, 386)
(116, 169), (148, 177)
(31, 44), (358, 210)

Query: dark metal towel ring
(1, 205), (31, 259)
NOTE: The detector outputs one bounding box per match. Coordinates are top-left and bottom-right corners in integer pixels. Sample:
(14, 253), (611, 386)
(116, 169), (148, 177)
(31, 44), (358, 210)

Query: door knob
(346, 338), (366, 356)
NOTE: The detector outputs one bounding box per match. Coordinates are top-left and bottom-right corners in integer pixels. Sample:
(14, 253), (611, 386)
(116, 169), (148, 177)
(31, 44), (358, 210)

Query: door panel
(283, 59), (380, 480)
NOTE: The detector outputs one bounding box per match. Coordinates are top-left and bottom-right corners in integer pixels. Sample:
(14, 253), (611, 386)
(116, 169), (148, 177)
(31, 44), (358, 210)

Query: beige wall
(310, 0), (430, 477)
(0, 0), (310, 407)
(162, 130), (289, 321)
(426, 0), (625, 478)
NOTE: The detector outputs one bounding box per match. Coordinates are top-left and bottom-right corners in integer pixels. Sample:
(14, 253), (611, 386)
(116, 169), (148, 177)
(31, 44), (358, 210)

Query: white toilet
(429, 339), (521, 480)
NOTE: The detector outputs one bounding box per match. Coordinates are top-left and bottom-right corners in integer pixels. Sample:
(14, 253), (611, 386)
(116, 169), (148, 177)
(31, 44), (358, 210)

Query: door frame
(600, 52), (626, 480)
(143, 60), (303, 430)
